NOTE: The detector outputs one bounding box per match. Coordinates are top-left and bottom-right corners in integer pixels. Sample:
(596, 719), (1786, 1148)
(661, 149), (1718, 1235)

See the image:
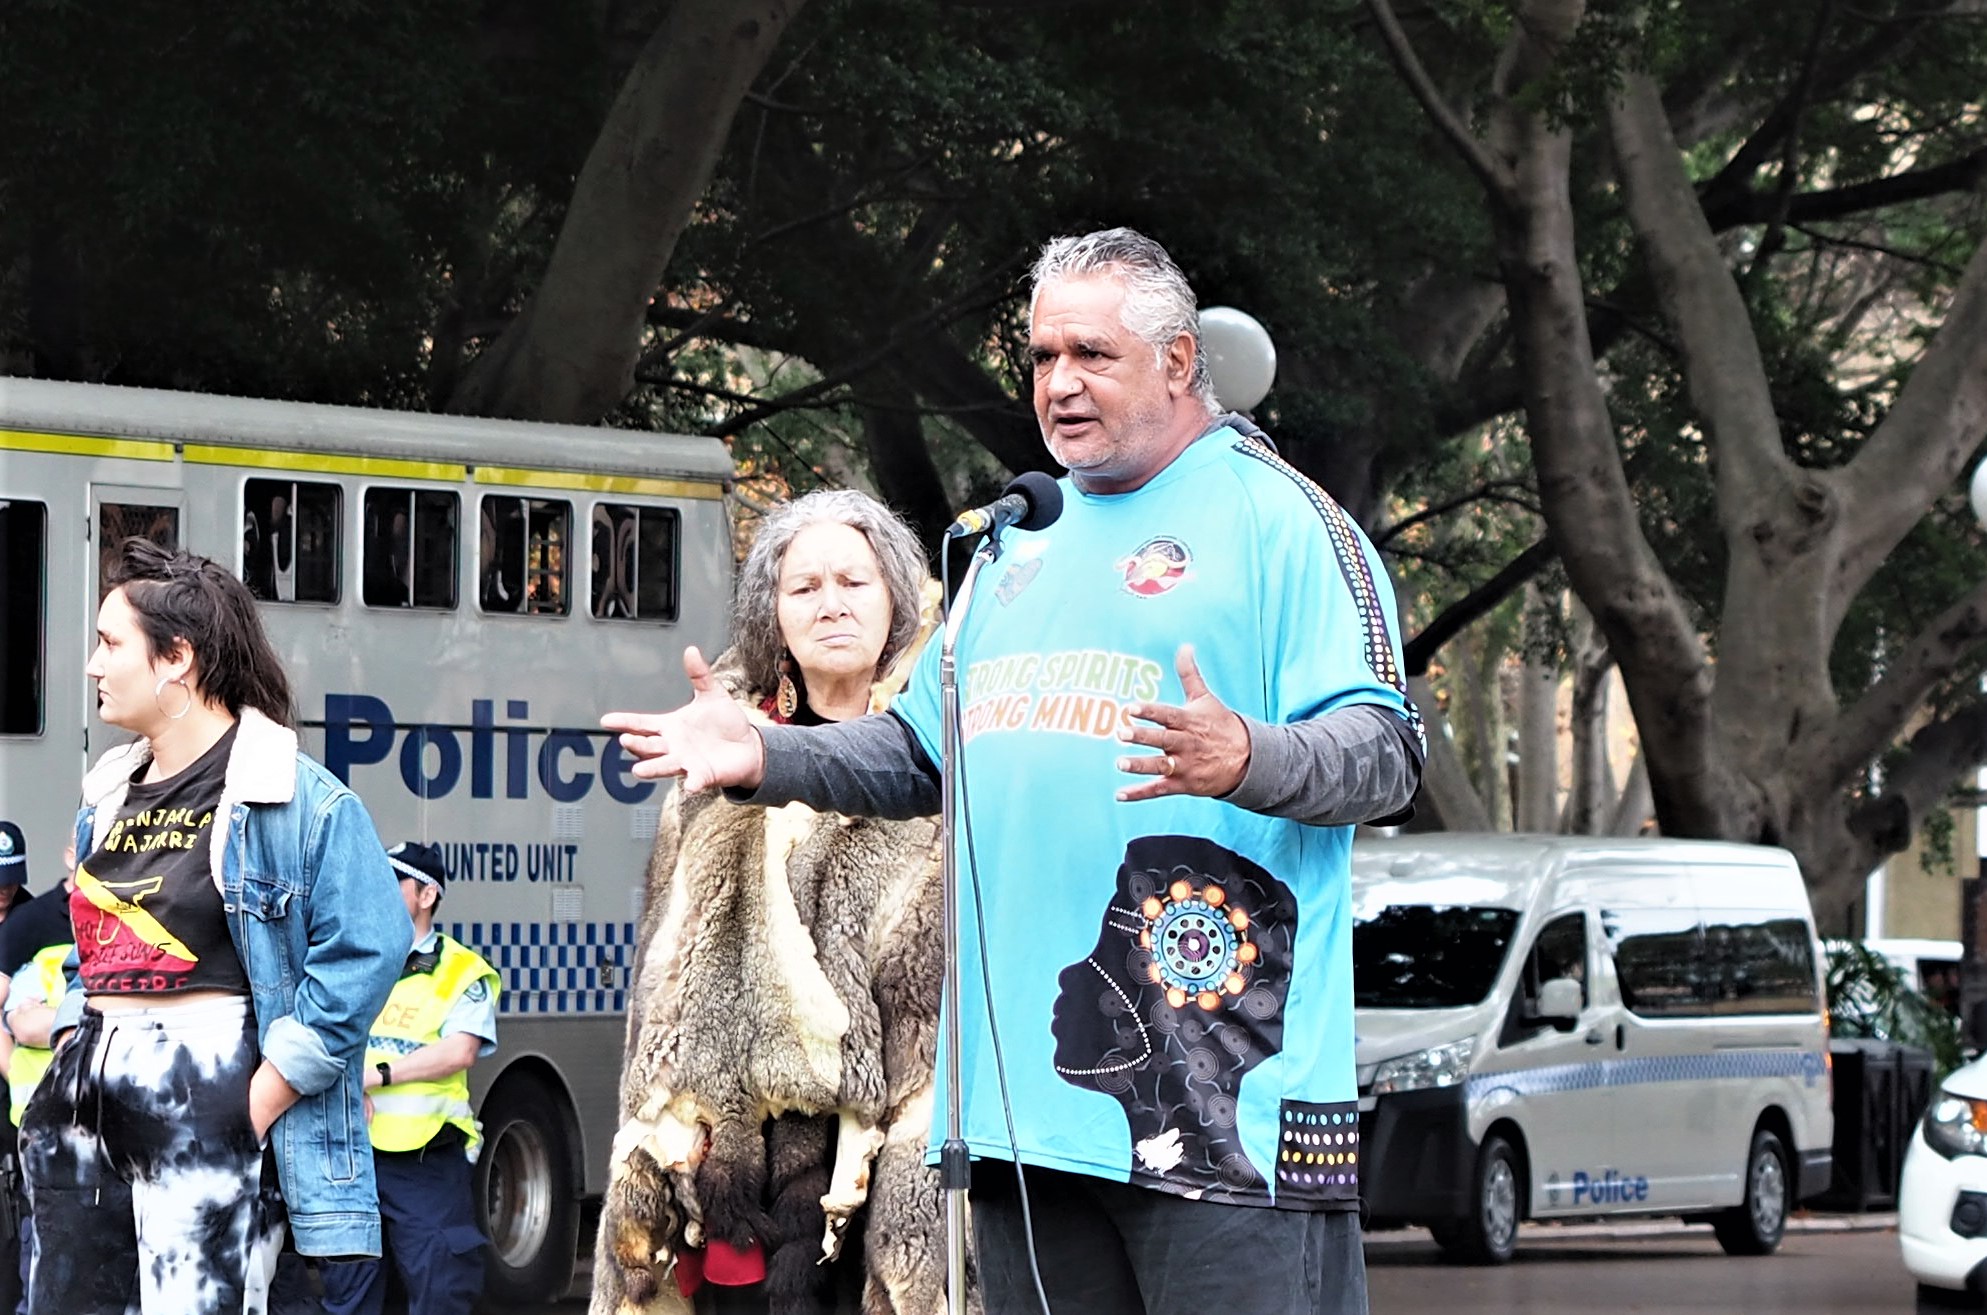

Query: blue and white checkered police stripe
(1465, 1048), (1827, 1103)
(442, 920), (636, 1016)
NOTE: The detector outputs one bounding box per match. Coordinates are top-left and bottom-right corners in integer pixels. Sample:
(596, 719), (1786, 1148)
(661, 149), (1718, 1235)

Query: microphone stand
(939, 527), (1004, 1315)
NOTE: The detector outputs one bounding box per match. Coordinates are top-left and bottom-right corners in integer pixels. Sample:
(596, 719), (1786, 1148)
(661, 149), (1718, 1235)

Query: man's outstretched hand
(601, 647), (767, 792)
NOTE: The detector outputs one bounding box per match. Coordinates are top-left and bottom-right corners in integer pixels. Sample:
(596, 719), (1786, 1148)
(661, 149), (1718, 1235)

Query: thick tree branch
(1403, 540), (1555, 676)
(448, 0), (808, 423)
(1844, 702), (1987, 868)
(647, 304), (793, 353)
(1835, 230), (1987, 598)
(1365, 0), (1515, 203)
(1708, 144), (1987, 230)
(1610, 73), (1791, 510)
(1812, 573), (1987, 795)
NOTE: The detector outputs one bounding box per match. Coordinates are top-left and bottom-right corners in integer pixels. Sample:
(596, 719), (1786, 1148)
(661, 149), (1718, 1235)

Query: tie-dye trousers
(18, 996), (287, 1315)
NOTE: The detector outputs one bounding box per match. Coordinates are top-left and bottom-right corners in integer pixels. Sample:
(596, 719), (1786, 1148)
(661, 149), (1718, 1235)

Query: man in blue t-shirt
(605, 227), (1424, 1315)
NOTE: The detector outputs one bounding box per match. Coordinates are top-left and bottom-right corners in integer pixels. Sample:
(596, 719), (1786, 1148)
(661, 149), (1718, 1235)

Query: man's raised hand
(601, 646), (766, 792)
(1114, 644), (1252, 803)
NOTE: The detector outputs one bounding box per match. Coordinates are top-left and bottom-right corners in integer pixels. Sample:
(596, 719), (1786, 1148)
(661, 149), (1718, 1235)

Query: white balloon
(1198, 305), (1277, 413)
(1970, 457), (1987, 529)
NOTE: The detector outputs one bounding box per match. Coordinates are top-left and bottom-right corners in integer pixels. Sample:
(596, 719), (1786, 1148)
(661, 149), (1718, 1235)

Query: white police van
(1352, 834), (1833, 1263)
(0, 376), (735, 1304)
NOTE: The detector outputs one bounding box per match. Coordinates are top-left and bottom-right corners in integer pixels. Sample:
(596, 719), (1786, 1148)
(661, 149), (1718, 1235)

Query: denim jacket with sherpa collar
(67, 707), (412, 1258)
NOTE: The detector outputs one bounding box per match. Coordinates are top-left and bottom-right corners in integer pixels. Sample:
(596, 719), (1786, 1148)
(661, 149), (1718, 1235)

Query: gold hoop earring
(775, 651), (800, 721)
(154, 675), (194, 721)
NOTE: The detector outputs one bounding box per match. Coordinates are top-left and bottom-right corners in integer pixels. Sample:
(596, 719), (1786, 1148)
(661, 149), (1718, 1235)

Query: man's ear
(1163, 333), (1196, 397)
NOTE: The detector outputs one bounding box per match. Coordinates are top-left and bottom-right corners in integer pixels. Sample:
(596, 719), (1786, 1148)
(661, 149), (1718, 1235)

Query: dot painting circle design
(1157, 905), (1235, 989)
(1137, 875), (1258, 1011)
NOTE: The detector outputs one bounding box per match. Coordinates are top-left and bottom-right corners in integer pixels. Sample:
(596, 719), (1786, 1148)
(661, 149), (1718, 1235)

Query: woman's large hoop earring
(154, 675), (194, 721)
(775, 651), (800, 721)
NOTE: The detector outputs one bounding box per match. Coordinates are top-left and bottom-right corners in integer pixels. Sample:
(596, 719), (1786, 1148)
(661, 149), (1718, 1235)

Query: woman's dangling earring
(154, 675), (193, 721)
(775, 651), (800, 721)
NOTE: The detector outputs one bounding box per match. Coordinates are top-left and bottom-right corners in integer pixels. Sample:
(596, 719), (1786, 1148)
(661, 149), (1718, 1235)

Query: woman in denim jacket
(25, 537), (411, 1315)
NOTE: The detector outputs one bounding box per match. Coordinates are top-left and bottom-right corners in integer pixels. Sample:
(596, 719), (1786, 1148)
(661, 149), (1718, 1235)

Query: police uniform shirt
(405, 929), (498, 1055)
(892, 425), (1417, 1212)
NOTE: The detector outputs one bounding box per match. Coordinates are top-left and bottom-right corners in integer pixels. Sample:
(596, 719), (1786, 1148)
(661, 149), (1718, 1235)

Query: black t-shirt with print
(73, 725), (250, 997)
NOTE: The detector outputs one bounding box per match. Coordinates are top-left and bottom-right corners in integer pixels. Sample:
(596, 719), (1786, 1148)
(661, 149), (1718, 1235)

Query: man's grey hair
(733, 489), (930, 700)
(1030, 227), (1219, 413)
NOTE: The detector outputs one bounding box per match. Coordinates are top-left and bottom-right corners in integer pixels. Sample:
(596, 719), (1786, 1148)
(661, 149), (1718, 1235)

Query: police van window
(1501, 912), (1588, 1045)
(243, 479), (340, 603)
(1531, 913), (1588, 1006)
(0, 500), (46, 735)
(99, 503), (180, 595)
(1352, 905), (1521, 1009)
(1701, 914), (1819, 1015)
(363, 489), (458, 609)
(590, 503), (680, 622)
(480, 495), (569, 616)
(1606, 905), (1712, 1017)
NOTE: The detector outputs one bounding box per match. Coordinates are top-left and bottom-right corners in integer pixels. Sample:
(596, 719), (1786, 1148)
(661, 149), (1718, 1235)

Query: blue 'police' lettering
(1570, 1169), (1649, 1204)
(323, 693), (655, 805)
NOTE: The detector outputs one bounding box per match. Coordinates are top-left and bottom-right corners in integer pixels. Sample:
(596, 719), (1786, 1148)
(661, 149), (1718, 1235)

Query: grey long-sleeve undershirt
(734, 703), (1422, 828)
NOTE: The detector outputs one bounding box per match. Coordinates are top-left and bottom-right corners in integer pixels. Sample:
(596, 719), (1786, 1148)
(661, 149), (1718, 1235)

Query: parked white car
(1900, 1053), (1987, 1304)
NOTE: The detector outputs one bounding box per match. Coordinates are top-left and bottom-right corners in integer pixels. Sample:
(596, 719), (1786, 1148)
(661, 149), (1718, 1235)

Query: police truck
(0, 376), (735, 1304)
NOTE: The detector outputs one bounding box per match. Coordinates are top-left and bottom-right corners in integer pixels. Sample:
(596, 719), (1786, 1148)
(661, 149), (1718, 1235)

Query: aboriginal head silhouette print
(1050, 834), (1296, 1200)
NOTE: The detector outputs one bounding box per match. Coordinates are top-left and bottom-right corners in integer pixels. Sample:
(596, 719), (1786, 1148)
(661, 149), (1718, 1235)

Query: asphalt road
(1365, 1218), (1925, 1312)
(489, 1216), (1933, 1314)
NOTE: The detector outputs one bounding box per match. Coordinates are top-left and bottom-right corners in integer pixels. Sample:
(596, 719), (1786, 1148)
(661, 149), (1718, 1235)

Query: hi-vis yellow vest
(9, 942), (73, 1126)
(365, 935), (498, 1158)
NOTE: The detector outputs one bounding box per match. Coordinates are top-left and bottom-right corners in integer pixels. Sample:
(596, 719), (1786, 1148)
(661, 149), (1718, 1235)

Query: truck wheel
(1435, 1133), (1522, 1265)
(476, 1069), (581, 1305)
(1712, 1128), (1789, 1256)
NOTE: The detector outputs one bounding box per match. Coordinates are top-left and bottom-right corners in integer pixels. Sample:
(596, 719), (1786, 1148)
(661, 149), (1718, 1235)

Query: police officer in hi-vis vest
(322, 842), (500, 1315)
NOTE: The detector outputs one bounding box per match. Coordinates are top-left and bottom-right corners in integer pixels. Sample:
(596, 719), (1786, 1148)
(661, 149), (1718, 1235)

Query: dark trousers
(969, 1160), (1368, 1315)
(320, 1139), (485, 1315)
(19, 998), (285, 1315)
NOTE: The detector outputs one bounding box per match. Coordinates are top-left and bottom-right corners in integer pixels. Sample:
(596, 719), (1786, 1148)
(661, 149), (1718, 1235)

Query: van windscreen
(1354, 906), (1522, 1008)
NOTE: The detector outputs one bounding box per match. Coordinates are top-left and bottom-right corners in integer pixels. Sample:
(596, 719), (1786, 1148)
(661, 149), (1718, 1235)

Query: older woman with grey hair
(593, 488), (945, 1315)
(729, 489), (931, 723)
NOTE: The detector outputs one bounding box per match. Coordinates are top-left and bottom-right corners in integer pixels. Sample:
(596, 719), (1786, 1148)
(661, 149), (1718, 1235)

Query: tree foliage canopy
(7, 0), (1987, 916)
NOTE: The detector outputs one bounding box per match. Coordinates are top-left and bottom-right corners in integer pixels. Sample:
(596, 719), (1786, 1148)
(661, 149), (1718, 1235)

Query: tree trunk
(1404, 678), (1494, 832)
(1516, 596), (1560, 832)
(449, 0), (806, 423)
(1608, 753), (1654, 837)
(1560, 606), (1616, 835)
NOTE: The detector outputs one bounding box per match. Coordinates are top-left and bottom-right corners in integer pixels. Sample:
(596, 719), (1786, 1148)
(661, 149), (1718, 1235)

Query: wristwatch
(376, 1061), (393, 1088)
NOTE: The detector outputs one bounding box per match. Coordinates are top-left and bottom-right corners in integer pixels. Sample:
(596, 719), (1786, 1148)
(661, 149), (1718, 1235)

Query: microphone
(944, 471), (1064, 539)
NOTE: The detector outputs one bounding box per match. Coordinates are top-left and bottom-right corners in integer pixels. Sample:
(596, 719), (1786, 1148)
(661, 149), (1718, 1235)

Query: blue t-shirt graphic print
(892, 427), (1417, 1211)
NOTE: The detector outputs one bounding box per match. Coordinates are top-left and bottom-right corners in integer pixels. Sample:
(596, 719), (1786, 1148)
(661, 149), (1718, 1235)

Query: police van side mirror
(1536, 977), (1582, 1026)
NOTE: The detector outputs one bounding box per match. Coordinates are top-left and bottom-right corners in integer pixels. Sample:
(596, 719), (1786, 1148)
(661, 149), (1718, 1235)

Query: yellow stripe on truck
(0, 429), (175, 461)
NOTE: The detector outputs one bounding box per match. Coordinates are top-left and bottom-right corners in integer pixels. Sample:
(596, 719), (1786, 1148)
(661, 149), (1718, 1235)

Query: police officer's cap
(387, 841), (448, 895)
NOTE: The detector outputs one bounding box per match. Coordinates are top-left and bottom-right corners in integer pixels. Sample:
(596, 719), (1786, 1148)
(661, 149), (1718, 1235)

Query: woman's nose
(818, 587), (850, 617)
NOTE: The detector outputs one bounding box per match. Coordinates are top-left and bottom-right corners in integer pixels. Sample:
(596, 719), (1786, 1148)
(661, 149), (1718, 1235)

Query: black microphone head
(1006, 470), (1064, 531)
